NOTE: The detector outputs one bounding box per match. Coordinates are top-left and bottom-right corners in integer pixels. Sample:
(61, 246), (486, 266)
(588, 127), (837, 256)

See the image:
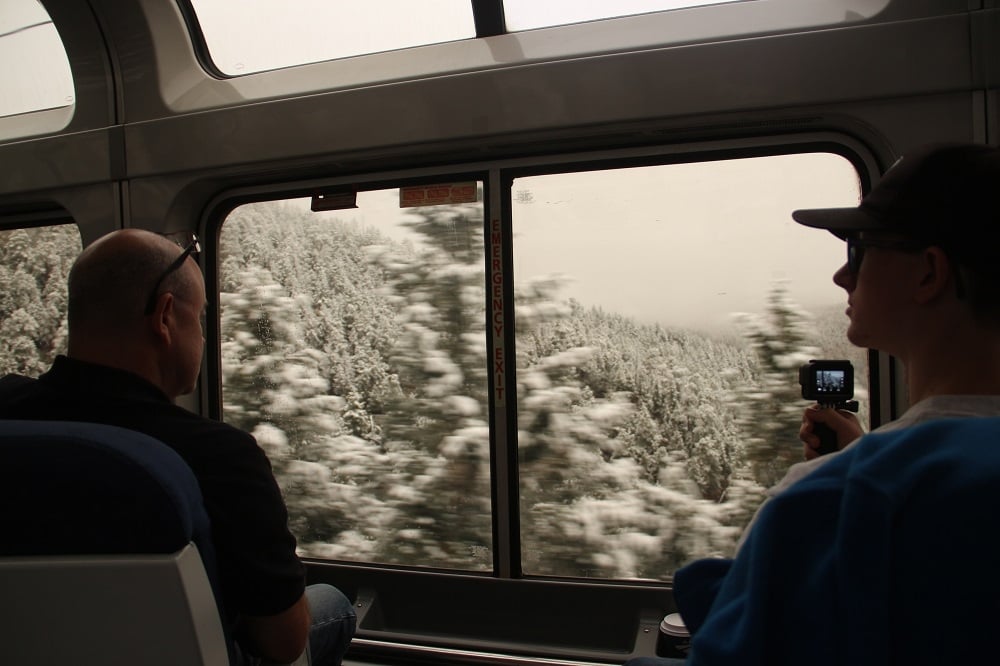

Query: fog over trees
(0, 207), (862, 580)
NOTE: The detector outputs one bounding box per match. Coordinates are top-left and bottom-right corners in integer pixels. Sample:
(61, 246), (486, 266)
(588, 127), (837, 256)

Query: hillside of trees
(217, 201), (850, 578)
(0, 225), (80, 376)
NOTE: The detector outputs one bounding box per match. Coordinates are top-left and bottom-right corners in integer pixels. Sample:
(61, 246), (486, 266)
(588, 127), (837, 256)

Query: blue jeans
(236, 584), (356, 665)
(305, 584), (357, 666)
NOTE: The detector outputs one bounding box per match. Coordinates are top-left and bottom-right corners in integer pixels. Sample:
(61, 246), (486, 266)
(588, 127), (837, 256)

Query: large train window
(218, 185), (491, 568)
(511, 152), (865, 578)
(215, 151), (865, 580)
(0, 224), (81, 376)
(0, 0), (74, 119)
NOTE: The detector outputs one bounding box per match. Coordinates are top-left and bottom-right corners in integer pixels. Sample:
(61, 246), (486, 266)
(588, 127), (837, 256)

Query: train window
(186, 0), (476, 76)
(218, 185), (491, 569)
(215, 153), (866, 580)
(0, 0), (74, 119)
(504, 0), (740, 31)
(511, 152), (866, 579)
(0, 224), (81, 376)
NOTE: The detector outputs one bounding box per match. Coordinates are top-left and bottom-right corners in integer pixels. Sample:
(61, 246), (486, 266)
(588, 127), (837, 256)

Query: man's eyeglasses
(846, 236), (926, 274)
(144, 234), (201, 315)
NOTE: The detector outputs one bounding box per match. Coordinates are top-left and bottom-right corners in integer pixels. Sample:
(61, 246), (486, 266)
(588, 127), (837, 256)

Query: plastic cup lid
(660, 613), (690, 637)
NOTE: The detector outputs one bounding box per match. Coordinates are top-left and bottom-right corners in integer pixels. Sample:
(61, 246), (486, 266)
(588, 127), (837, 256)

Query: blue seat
(0, 419), (231, 665)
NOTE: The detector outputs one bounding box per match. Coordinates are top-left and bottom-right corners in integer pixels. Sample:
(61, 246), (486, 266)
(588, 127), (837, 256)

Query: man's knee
(305, 583), (356, 665)
(306, 584), (355, 626)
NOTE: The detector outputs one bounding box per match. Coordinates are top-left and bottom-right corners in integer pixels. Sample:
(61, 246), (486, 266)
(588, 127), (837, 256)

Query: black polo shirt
(0, 355), (305, 623)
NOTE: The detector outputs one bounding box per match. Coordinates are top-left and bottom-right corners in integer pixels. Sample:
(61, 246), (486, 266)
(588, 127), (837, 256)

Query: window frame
(203, 135), (881, 587)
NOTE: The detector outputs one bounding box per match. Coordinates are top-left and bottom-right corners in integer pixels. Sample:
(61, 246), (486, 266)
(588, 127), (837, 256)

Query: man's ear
(913, 246), (954, 304)
(146, 292), (175, 346)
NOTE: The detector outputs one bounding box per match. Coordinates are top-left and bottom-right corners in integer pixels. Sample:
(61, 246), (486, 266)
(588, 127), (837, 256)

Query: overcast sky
(510, 153), (859, 331)
(0, 0), (73, 117)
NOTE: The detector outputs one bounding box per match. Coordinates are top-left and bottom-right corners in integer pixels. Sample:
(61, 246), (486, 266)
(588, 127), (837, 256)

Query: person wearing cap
(625, 143), (1000, 665)
(735, 141), (1000, 550)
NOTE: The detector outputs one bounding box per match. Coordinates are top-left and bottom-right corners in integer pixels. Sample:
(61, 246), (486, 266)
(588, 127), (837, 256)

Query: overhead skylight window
(187, 0), (476, 76)
(503, 0), (743, 31)
(0, 0), (74, 118)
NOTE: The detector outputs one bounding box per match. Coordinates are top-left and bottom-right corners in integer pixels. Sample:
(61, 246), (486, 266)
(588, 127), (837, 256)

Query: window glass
(511, 153), (866, 578)
(219, 186), (491, 568)
(503, 0), (744, 31)
(188, 0), (476, 76)
(217, 154), (865, 579)
(0, 225), (81, 375)
(0, 0), (74, 118)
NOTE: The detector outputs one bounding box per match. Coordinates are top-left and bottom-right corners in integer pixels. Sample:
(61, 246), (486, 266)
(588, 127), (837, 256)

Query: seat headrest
(0, 420), (208, 556)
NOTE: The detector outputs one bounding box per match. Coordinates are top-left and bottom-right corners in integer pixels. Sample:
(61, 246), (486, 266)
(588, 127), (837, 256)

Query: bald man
(0, 230), (355, 665)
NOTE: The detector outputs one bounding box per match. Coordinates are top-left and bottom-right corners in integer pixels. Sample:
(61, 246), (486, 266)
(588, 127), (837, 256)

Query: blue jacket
(675, 417), (1000, 665)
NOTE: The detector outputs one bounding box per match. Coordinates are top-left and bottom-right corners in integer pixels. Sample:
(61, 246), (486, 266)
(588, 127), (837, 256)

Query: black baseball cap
(792, 143), (1000, 267)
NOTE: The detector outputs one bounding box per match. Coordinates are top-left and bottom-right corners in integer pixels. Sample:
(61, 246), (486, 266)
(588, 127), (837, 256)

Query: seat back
(0, 419), (230, 665)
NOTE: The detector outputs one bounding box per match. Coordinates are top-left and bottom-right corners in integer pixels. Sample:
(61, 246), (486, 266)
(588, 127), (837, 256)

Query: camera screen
(815, 369), (846, 393)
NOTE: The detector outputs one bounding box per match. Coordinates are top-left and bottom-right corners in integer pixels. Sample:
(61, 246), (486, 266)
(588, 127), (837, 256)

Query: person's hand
(800, 405), (864, 460)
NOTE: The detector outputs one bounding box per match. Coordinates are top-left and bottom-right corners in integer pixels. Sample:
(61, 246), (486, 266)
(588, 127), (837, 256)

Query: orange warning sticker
(399, 182), (478, 208)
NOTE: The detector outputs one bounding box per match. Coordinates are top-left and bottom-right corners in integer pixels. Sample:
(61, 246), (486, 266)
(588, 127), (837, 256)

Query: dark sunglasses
(144, 234), (201, 315)
(846, 236), (926, 274)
